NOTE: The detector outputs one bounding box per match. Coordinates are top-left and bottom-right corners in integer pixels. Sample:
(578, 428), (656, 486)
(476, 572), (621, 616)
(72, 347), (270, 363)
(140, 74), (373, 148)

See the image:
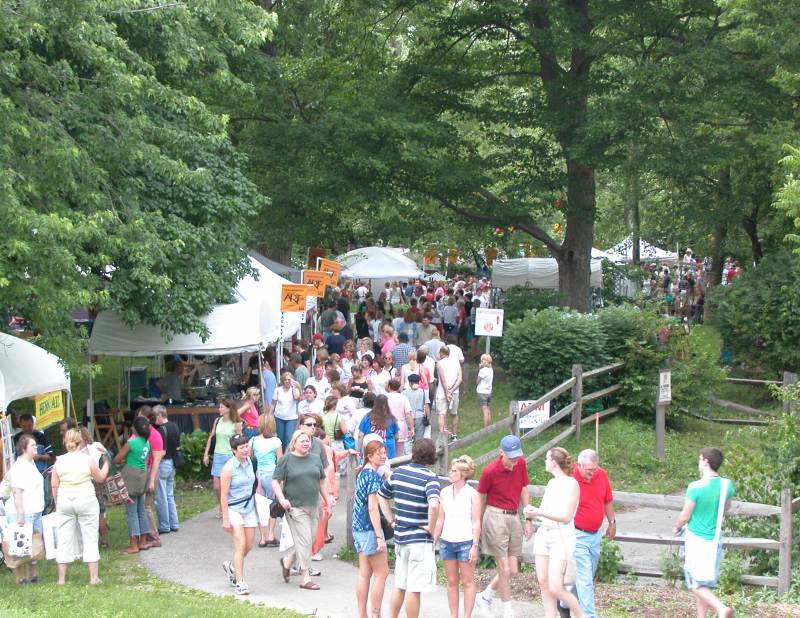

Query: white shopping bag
(42, 512), (60, 560)
(278, 516), (294, 552)
(254, 494), (272, 527)
(5, 522), (33, 557)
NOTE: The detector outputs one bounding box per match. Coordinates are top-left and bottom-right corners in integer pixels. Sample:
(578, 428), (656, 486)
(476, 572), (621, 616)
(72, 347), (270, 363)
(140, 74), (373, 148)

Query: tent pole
(88, 369), (95, 439)
(257, 346), (265, 413)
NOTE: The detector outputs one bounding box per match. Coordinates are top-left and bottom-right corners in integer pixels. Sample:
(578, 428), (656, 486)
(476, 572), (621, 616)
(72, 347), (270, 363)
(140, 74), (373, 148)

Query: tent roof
(88, 257), (301, 357)
(249, 251), (302, 283)
(604, 236), (678, 263)
(491, 258), (603, 290)
(0, 334), (70, 411)
(339, 246), (425, 280)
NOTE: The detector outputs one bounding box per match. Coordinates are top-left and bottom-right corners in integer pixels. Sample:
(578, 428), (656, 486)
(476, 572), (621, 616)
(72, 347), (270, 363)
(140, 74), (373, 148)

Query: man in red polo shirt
(558, 449), (616, 618)
(475, 435), (533, 618)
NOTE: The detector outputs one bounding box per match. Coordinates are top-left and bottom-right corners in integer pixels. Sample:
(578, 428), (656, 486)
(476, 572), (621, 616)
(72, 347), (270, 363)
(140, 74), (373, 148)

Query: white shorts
(435, 391), (459, 416)
(394, 543), (437, 593)
(227, 507), (258, 528)
(533, 525), (574, 560)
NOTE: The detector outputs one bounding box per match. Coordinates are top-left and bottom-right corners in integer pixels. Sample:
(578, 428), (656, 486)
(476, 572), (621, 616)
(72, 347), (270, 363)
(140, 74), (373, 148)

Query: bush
(499, 286), (562, 322)
(178, 429), (211, 481)
(596, 537), (623, 583)
(706, 250), (800, 374)
(500, 308), (609, 400)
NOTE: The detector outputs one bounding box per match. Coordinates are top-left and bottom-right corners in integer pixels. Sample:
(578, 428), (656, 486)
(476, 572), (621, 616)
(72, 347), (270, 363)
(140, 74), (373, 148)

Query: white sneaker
(475, 592), (493, 611)
(222, 560), (235, 586)
(234, 580), (250, 595)
(312, 552), (323, 561)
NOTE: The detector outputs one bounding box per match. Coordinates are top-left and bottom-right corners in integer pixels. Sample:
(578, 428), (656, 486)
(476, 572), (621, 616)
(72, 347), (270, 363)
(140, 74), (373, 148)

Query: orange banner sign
(302, 270), (330, 297)
(316, 257), (341, 286)
(280, 284), (315, 312)
(423, 250), (438, 266)
(485, 248), (498, 266)
(447, 248), (459, 264)
(307, 247), (327, 270)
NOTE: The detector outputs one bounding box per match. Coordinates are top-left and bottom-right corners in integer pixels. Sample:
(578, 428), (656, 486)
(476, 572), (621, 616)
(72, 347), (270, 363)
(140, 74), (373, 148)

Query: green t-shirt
(214, 418), (236, 456)
(686, 476), (734, 540)
(126, 436), (151, 470)
(273, 452), (325, 508)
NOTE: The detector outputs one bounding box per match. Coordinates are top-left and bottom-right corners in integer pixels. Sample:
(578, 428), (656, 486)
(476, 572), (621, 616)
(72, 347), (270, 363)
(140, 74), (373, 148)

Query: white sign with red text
(474, 308), (504, 337)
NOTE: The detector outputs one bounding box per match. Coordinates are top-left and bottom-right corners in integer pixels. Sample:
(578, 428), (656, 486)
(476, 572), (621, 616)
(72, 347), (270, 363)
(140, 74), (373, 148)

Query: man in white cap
(475, 435), (532, 618)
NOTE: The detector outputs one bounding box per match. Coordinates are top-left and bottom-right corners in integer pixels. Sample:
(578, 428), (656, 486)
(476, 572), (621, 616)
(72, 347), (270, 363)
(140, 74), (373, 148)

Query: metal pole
(257, 345), (265, 413)
(485, 335), (491, 355)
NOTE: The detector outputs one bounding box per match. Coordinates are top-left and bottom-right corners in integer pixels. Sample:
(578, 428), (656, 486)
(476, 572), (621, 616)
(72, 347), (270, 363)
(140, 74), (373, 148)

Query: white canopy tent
(490, 258), (603, 290)
(0, 334), (71, 413)
(250, 251), (302, 283)
(339, 246), (426, 287)
(604, 236), (678, 263)
(88, 256), (301, 357)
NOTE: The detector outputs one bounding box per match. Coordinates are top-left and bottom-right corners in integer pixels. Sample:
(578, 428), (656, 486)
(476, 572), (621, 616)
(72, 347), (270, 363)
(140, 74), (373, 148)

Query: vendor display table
(165, 405), (219, 434)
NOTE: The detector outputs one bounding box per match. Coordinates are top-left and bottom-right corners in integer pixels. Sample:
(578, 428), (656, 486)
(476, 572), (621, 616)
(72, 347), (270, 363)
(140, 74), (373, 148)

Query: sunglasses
(303, 422), (317, 427)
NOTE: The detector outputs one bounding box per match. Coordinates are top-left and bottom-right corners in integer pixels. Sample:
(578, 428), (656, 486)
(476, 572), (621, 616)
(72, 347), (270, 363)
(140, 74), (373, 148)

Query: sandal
(258, 541), (268, 548)
(299, 581), (320, 590)
(280, 558), (290, 583)
(324, 535), (334, 544)
(264, 539), (279, 547)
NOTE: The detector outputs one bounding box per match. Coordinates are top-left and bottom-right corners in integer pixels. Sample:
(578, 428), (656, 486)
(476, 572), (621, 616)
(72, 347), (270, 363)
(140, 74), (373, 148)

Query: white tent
(250, 251), (302, 283)
(339, 246), (426, 280)
(605, 236), (678, 263)
(88, 257), (301, 357)
(491, 258), (603, 290)
(426, 272), (448, 282)
(0, 334), (70, 412)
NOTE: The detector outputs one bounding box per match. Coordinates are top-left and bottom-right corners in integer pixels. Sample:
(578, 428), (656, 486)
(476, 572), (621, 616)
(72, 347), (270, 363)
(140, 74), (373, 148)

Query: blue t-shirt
(352, 467), (383, 533)
(378, 463), (440, 545)
(262, 370), (277, 408)
(248, 435), (282, 474)
(358, 413), (399, 458)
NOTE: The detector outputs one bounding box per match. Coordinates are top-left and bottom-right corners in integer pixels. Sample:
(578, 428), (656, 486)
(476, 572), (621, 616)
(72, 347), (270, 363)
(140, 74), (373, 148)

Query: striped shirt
(378, 463), (440, 545)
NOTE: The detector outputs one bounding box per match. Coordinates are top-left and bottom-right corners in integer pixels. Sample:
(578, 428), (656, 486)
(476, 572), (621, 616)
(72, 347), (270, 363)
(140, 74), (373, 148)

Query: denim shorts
(353, 529), (380, 556)
(22, 512), (43, 535)
(211, 452), (232, 477)
(439, 539), (475, 562)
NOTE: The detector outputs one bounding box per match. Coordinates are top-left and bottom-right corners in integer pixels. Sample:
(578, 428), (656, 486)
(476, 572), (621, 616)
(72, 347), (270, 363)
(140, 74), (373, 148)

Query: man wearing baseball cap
(475, 435), (532, 618)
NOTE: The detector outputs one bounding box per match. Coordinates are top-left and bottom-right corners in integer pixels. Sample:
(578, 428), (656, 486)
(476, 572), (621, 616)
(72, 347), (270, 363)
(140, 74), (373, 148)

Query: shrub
(500, 308), (609, 400)
(178, 429), (211, 481)
(596, 537), (623, 583)
(659, 546), (684, 587)
(499, 286), (562, 322)
(706, 250), (800, 374)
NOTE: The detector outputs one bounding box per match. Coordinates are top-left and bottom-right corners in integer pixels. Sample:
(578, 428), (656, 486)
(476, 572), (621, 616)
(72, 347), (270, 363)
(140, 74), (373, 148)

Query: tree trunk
(741, 202), (763, 264)
(557, 160), (596, 312)
(624, 157), (642, 264)
(710, 168), (732, 285)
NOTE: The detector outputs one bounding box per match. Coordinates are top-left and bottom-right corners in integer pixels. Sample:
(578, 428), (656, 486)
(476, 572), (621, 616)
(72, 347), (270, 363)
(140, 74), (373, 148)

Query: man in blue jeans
(154, 405), (180, 533)
(559, 449), (616, 618)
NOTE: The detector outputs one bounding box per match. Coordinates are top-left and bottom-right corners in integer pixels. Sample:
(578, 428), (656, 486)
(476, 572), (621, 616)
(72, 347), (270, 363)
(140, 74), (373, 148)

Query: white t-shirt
(477, 367), (494, 394)
(7, 457), (45, 515)
(447, 344), (465, 364)
(356, 285), (369, 300)
(298, 398), (323, 417)
(436, 356), (461, 397)
(371, 369), (391, 396)
(341, 358), (355, 382)
(538, 476), (579, 530)
(273, 385), (298, 420)
(305, 376), (331, 401)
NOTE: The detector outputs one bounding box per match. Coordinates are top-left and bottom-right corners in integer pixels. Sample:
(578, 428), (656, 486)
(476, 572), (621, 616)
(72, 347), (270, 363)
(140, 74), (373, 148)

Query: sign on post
(280, 284), (315, 312)
(517, 400), (551, 430)
(302, 270), (330, 297)
(316, 258), (341, 287)
(34, 391), (65, 428)
(474, 308), (504, 338)
(658, 370), (672, 404)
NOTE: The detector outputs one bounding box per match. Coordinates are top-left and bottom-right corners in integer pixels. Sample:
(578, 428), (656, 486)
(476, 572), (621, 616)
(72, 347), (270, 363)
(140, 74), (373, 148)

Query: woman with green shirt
(203, 398), (243, 518)
(114, 416), (152, 553)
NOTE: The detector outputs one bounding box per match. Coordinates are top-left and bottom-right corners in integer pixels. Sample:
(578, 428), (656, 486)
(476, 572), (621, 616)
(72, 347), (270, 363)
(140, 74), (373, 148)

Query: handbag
(98, 455), (132, 507)
(4, 522), (33, 557)
(173, 448), (186, 469)
(2, 532), (44, 568)
(333, 414), (344, 441)
(342, 432), (356, 451)
(380, 511), (394, 541)
(270, 500), (286, 519)
(120, 465), (148, 497)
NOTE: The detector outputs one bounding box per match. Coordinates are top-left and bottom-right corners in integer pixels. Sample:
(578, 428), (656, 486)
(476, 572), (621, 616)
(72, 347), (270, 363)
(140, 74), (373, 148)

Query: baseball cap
(407, 374), (420, 384)
(500, 435), (523, 459)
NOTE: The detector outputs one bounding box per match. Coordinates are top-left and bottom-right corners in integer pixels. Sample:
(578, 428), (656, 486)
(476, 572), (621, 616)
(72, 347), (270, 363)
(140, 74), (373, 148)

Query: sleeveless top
(441, 483), (478, 543)
(214, 418), (236, 455)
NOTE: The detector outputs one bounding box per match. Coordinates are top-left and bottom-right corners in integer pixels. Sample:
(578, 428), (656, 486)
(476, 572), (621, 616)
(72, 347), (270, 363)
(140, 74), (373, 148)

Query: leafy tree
(0, 0), (274, 371)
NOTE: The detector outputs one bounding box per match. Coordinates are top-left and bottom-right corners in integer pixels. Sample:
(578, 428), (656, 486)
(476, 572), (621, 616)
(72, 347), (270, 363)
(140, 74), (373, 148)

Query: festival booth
(87, 256), (301, 437)
(0, 334), (71, 472)
(604, 236), (679, 264)
(339, 246), (426, 291)
(490, 258), (604, 290)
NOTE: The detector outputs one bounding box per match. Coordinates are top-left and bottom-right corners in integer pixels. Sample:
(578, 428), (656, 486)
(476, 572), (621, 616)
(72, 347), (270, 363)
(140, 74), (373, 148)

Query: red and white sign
(518, 400), (551, 429)
(474, 308), (504, 338)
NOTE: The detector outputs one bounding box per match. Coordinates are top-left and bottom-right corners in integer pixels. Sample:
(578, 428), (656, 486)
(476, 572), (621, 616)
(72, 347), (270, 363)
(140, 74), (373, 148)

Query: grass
(0, 484), (304, 618)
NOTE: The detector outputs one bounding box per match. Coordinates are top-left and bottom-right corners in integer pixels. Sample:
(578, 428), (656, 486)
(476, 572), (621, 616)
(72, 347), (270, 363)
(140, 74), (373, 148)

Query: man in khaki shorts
(475, 435), (532, 618)
(435, 346), (462, 440)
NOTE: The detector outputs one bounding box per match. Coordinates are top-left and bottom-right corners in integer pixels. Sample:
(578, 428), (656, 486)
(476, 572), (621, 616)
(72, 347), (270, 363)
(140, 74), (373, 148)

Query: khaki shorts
(435, 391), (460, 416)
(394, 543), (437, 593)
(481, 506), (522, 558)
(532, 525), (573, 560)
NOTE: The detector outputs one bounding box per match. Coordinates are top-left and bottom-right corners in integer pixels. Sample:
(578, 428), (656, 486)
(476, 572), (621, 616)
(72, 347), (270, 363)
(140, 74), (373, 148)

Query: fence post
(510, 401), (519, 437)
(655, 402), (666, 461)
(437, 439), (450, 477)
(782, 371), (798, 414)
(571, 364), (583, 441)
(778, 487), (792, 596)
(345, 454), (356, 551)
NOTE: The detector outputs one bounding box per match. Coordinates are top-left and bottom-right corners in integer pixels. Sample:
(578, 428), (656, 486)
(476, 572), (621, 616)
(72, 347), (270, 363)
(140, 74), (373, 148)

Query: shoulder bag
(99, 454), (132, 506)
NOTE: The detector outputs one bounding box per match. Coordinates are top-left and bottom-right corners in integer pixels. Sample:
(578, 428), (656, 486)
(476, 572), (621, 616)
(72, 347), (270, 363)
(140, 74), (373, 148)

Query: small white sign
(517, 400), (551, 429)
(475, 308), (504, 337)
(658, 370), (672, 404)
(301, 295), (317, 325)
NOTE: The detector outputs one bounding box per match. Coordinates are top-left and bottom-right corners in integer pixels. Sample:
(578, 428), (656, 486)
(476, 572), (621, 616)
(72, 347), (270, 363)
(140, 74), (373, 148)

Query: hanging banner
(447, 248), (459, 264)
(307, 247), (327, 270)
(34, 391), (65, 428)
(280, 284), (315, 312)
(485, 248), (498, 266)
(316, 258), (341, 286)
(302, 270), (330, 297)
(423, 250), (439, 266)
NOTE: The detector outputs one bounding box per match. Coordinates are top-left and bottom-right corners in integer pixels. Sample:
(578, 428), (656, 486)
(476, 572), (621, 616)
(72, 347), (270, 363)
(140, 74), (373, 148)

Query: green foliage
(718, 550), (744, 595)
(499, 287), (562, 322)
(596, 537), (623, 583)
(775, 145), (800, 251)
(707, 251), (800, 374)
(601, 261), (646, 305)
(178, 429), (211, 481)
(659, 547), (684, 588)
(500, 308), (609, 399)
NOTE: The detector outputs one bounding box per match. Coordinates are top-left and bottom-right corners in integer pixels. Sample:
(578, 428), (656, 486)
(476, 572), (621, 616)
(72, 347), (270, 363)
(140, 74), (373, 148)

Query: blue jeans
(156, 459), (179, 532)
(275, 418), (297, 452)
(570, 528), (602, 617)
(125, 494), (150, 537)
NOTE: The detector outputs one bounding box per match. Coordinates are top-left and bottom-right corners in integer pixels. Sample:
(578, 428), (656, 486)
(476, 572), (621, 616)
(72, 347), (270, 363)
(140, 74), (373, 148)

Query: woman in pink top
(380, 325), (398, 355)
(238, 387), (262, 440)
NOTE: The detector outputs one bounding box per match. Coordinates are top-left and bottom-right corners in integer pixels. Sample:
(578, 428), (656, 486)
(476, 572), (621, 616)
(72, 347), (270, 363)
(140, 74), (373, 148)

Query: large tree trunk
(557, 160), (596, 312)
(710, 168), (732, 286)
(741, 202), (763, 264)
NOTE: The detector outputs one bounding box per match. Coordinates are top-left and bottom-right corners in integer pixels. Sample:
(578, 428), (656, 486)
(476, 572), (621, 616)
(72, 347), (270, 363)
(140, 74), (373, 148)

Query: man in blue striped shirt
(379, 438), (440, 618)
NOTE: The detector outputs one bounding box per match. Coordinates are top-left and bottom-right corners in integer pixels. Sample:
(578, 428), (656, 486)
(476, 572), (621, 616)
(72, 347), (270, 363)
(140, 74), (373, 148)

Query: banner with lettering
(302, 270), (330, 297)
(280, 284), (316, 312)
(34, 391), (65, 428)
(316, 258), (341, 286)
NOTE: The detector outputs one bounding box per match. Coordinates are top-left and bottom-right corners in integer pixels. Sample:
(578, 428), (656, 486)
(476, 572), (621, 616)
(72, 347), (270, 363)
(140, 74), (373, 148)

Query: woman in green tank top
(203, 398), (242, 517)
(114, 416), (153, 553)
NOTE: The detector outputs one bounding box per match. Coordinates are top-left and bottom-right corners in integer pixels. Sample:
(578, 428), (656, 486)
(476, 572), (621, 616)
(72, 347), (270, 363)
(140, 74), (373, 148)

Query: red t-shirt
(573, 466), (613, 532)
(477, 457), (530, 511)
(146, 426), (165, 467)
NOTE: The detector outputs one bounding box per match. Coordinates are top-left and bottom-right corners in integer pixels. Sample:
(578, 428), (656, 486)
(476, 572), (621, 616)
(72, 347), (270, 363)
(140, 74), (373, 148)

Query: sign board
(307, 247), (327, 269)
(517, 399), (551, 430)
(423, 250), (438, 266)
(658, 370), (672, 404)
(316, 258), (341, 286)
(301, 269), (329, 297)
(34, 390), (65, 428)
(474, 308), (504, 338)
(280, 284), (315, 312)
